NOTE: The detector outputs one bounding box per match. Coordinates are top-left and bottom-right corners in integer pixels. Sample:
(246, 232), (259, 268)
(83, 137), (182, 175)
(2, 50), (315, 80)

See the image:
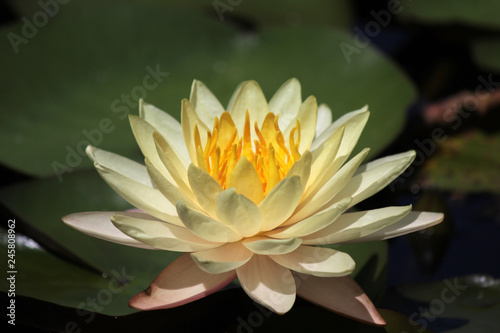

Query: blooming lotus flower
(63, 78), (443, 325)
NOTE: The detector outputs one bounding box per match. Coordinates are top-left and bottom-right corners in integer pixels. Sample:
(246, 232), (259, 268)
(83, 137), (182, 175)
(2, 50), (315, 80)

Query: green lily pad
(0, 169), (181, 276)
(399, 0), (500, 30)
(8, 0), (353, 29)
(0, 229), (148, 316)
(472, 38), (500, 73)
(0, 2), (414, 178)
(416, 131), (500, 193)
(397, 275), (500, 333)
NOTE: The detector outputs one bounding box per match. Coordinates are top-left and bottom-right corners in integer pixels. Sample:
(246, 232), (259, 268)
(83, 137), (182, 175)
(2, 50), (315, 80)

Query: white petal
(215, 188), (263, 237)
(111, 212), (222, 252)
(302, 205), (412, 245)
(259, 176), (302, 231)
(268, 197), (351, 239)
(145, 157), (199, 212)
(86, 145), (152, 187)
(92, 161), (181, 225)
(332, 150), (416, 208)
(129, 115), (175, 183)
(311, 105), (369, 153)
(286, 151), (312, 192)
(270, 246), (355, 277)
(130, 254), (235, 310)
(287, 148), (369, 225)
(181, 99), (210, 164)
(153, 132), (191, 194)
(139, 99), (189, 164)
(191, 242), (253, 274)
(243, 237), (302, 255)
(284, 95), (317, 153)
(345, 211), (444, 243)
(62, 211), (155, 249)
(229, 80), (270, 133)
(315, 103), (332, 137)
(236, 255), (296, 314)
(227, 157), (264, 205)
(305, 125), (344, 198)
(226, 81), (244, 113)
(187, 164), (223, 218)
(189, 80), (225, 126)
(269, 78), (302, 130)
(176, 201), (242, 243)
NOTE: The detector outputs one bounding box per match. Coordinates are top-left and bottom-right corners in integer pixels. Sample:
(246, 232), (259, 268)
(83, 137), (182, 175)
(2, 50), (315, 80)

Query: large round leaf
(0, 2), (414, 178)
(399, 0), (500, 30)
(397, 275), (500, 333)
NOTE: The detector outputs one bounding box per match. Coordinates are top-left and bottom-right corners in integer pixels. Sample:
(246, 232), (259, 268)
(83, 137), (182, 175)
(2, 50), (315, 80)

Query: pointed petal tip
(85, 145), (96, 158)
(296, 274), (386, 326)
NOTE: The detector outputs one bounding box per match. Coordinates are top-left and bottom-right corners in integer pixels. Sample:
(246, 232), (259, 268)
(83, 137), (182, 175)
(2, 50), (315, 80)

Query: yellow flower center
(194, 111), (302, 195)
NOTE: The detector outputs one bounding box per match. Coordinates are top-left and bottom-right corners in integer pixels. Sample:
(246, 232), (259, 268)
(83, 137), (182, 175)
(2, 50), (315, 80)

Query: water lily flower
(63, 78), (443, 325)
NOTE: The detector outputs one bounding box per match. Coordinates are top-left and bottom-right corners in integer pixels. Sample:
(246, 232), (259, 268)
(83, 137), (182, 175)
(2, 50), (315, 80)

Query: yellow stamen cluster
(194, 111), (302, 195)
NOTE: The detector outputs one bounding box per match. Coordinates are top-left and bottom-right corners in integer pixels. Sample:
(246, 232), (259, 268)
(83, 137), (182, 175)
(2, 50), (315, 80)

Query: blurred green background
(0, 0), (499, 332)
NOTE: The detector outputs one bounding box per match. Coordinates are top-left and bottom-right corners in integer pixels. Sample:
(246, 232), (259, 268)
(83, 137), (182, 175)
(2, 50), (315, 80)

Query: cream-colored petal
(332, 108), (370, 162)
(215, 188), (263, 237)
(345, 211), (444, 243)
(145, 157), (199, 212)
(139, 99), (189, 165)
(284, 95), (317, 153)
(129, 115), (175, 183)
(130, 254), (235, 310)
(243, 237), (302, 255)
(307, 107), (370, 197)
(236, 255), (296, 314)
(187, 164), (223, 217)
(258, 176), (302, 231)
(302, 205), (412, 245)
(111, 212), (221, 252)
(295, 273), (386, 326)
(153, 132), (191, 194)
(189, 80), (225, 126)
(181, 98), (210, 164)
(229, 80), (270, 133)
(269, 78), (302, 130)
(62, 211), (155, 249)
(92, 162), (182, 225)
(315, 103), (332, 138)
(86, 145), (152, 187)
(226, 81), (244, 113)
(286, 150), (312, 191)
(176, 201), (242, 243)
(287, 148), (369, 225)
(270, 246), (355, 277)
(332, 150), (416, 208)
(311, 105), (369, 153)
(227, 157), (264, 205)
(191, 242), (253, 274)
(306, 125), (344, 197)
(268, 197), (351, 239)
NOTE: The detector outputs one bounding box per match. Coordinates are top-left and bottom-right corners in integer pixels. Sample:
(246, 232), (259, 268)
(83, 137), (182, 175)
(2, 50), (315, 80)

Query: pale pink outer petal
(236, 255), (296, 314)
(343, 211), (444, 243)
(295, 273), (386, 326)
(62, 211), (155, 250)
(130, 253), (236, 310)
